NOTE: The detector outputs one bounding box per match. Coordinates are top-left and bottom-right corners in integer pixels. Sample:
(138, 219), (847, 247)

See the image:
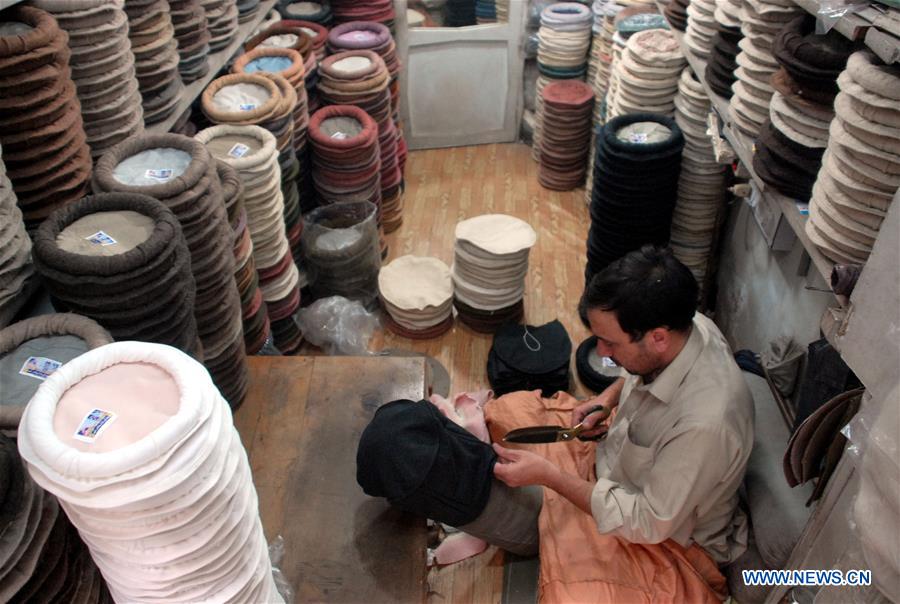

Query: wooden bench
(234, 356), (430, 603)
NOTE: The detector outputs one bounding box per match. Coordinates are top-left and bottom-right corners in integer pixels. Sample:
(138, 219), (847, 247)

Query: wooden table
(234, 355), (431, 603)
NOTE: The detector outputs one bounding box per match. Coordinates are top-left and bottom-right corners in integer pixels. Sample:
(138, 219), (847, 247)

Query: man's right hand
(571, 377), (624, 437)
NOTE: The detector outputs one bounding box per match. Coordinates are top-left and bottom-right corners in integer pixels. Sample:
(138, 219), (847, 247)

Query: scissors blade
(502, 426), (571, 443)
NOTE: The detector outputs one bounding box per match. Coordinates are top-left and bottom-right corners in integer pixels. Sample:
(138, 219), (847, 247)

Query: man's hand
(571, 377), (624, 438)
(493, 443), (557, 488)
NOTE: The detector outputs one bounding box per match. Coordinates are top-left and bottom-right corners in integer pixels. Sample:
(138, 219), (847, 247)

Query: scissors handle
(575, 405), (610, 441)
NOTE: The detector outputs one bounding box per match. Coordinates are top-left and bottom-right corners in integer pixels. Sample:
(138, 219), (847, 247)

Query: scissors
(502, 405), (611, 444)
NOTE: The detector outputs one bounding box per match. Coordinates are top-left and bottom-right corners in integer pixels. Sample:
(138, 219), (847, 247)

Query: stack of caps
(0, 7), (92, 230)
(331, 0), (396, 30)
(496, 0), (509, 22)
(124, 0), (185, 125)
(204, 0), (240, 52)
(539, 80), (595, 191)
(605, 28), (685, 120)
(195, 125), (303, 355)
(0, 147), (35, 327)
(287, 18), (328, 60)
(671, 69), (729, 291)
(378, 255), (454, 339)
(168, 0), (212, 83)
(753, 15), (853, 201)
(704, 0), (742, 99)
(587, 114), (684, 283)
(0, 314), (111, 430)
(317, 52), (403, 237)
(806, 51), (900, 266)
(684, 0), (718, 58)
(587, 1), (606, 88)
(92, 134), (248, 407)
(487, 320), (572, 397)
(237, 0), (261, 23)
(533, 3), (593, 162)
(452, 214), (536, 333)
(31, 193), (202, 358)
(0, 434), (110, 602)
(301, 201), (382, 306)
(663, 0), (689, 31)
(728, 0), (802, 138)
(278, 0), (333, 26)
(252, 7), (282, 35)
(476, 0), (498, 24)
(444, 0), (476, 26)
(217, 160), (272, 355)
(282, 19), (330, 120)
(17, 342), (284, 603)
(29, 0), (144, 162)
(575, 335), (620, 392)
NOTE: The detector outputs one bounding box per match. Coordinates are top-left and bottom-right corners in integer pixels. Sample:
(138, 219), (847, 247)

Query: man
(467, 245), (754, 602)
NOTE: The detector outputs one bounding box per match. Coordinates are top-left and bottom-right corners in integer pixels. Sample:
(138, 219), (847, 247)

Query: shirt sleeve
(590, 422), (744, 545)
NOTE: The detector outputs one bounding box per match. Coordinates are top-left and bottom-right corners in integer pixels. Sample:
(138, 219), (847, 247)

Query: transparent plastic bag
(269, 536), (295, 603)
(296, 296), (379, 355)
(814, 0), (868, 33)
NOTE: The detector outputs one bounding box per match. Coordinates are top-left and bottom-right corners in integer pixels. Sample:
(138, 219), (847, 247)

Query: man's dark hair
(579, 245), (698, 341)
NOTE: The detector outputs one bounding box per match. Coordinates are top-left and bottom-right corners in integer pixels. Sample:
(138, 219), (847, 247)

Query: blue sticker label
(73, 408), (117, 444)
(85, 230), (118, 246)
(145, 168), (173, 182)
(239, 103), (257, 111)
(19, 356), (62, 380)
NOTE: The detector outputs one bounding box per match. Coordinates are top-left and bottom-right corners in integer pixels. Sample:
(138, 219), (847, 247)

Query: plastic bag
(814, 0), (867, 33)
(269, 536), (295, 603)
(296, 296), (379, 355)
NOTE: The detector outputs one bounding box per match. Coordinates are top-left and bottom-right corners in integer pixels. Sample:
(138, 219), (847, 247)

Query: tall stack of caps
(533, 3), (593, 162)
(279, 0), (332, 25)
(31, 193), (202, 358)
(575, 335), (620, 392)
(663, 0), (689, 31)
(284, 19), (329, 122)
(317, 51), (402, 236)
(0, 314), (111, 430)
(587, 114), (684, 283)
(29, 0), (144, 162)
(728, 0), (802, 138)
(124, 0), (185, 125)
(684, 0), (718, 58)
(807, 51), (900, 266)
(539, 80), (595, 191)
(237, 0), (261, 23)
(704, 0), (743, 99)
(217, 161), (272, 354)
(605, 28), (685, 120)
(671, 69), (729, 292)
(288, 19), (328, 59)
(168, 0), (211, 83)
(195, 125), (303, 354)
(251, 5), (281, 34)
(753, 15), (853, 201)
(452, 214), (536, 333)
(231, 49), (308, 256)
(92, 134), (248, 407)
(331, 0), (396, 30)
(308, 104), (381, 203)
(444, 0), (476, 26)
(0, 147), (35, 327)
(0, 434), (110, 602)
(488, 320), (572, 397)
(378, 255), (454, 339)
(204, 0), (239, 52)
(0, 7), (92, 230)
(301, 201), (382, 306)
(496, 0), (509, 22)
(476, 0), (497, 24)
(17, 342), (284, 603)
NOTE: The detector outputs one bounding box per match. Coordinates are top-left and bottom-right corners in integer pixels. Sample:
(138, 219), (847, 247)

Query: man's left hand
(493, 443), (557, 488)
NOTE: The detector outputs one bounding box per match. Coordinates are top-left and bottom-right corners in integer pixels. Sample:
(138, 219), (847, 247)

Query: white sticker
(239, 103), (257, 111)
(73, 408), (117, 444)
(85, 230), (117, 246)
(330, 131), (349, 140)
(145, 168), (173, 182)
(797, 202), (809, 216)
(602, 357), (617, 368)
(629, 132), (649, 143)
(228, 143), (250, 158)
(19, 356), (62, 381)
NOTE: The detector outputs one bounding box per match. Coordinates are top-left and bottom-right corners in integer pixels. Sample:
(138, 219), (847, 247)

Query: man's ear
(647, 327), (670, 353)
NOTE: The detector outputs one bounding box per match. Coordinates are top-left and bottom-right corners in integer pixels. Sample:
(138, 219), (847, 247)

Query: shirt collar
(635, 316), (705, 405)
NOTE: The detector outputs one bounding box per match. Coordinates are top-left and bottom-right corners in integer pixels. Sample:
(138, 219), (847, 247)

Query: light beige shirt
(591, 313), (754, 564)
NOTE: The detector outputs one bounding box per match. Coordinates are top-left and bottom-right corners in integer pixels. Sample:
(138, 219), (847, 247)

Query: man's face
(586, 308), (661, 377)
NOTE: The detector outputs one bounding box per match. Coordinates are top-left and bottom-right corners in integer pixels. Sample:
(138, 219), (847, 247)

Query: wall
(715, 200), (834, 353)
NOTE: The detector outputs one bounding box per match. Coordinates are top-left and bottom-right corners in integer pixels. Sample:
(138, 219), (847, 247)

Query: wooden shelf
(146, 0), (278, 134)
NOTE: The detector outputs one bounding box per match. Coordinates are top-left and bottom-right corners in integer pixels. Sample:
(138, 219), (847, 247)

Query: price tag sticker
(19, 356), (62, 381)
(228, 143), (250, 158)
(330, 131), (349, 140)
(239, 103), (257, 111)
(145, 168), (173, 182)
(629, 132), (649, 143)
(85, 230), (118, 246)
(602, 357), (617, 368)
(73, 408), (118, 444)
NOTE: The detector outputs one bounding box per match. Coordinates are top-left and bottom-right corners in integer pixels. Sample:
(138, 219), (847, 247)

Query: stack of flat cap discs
(488, 319), (572, 397)
(378, 255), (454, 339)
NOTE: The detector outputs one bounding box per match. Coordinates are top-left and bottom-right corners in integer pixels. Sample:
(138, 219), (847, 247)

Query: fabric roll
(0, 7), (93, 229)
(487, 320), (572, 397)
(91, 134), (248, 406)
(125, 0), (185, 124)
(16, 341), (284, 603)
(195, 124), (302, 354)
(378, 255), (453, 337)
(0, 146), (36, 327)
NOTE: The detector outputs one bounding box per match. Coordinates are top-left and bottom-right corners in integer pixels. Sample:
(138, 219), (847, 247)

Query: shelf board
(146, 0), (278, 134)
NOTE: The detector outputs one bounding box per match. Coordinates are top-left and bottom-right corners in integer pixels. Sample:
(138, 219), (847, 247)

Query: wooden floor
(365, 143), (593, 603)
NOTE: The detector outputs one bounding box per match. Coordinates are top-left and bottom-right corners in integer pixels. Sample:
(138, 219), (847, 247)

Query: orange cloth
(486, 390), (728, 604)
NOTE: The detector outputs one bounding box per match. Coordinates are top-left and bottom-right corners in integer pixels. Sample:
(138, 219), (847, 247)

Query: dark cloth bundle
(487, 320), (572, 397)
